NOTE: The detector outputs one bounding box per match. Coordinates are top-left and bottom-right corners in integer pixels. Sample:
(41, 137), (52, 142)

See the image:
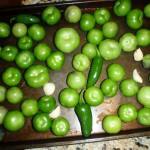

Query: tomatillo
(17, 35), (33, 50)
(100, 78), (118, 97)
(1, 45), (18, 62)
(144, 3), (150, 18)
(65, 5), (82, 23)
(46, 51), (65, 70)
(0, 22), (10, 38)
(84, 86), (104, 106)
(126, 8), (143, 30)
(51, 117), (70, 136)
(98, 39), (121, 60)
(32, 113), (52, 132)
(21, 98), (38, 116)
(137, 107), (150, 126)
(2, 67), (22, 86)
(24, 64), (50, 88)
(94, 7), (111, 25)
(119, 32), (137, 52)
(118, 103), (137, 122)
(38, 95), (56, 113)
(42, 6), (61, 25)
(120, 78), (139, 97)
(113, 0), (132, 16)
(54, 27), (80, 53)
(79, 13), (95, 32)
(136, 28), (150, 47)
(107, 63), (125, 82)
(66, 71), (86, 90)
(59, 88), (79, 108)
(3, 110), (25, 132)
(102, 115), (122, 134)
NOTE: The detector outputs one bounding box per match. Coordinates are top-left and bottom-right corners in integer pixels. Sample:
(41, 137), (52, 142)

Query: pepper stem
(79, 89), (84, 105)
(10, 17), (16, 24)
(96, 49), (101, 57)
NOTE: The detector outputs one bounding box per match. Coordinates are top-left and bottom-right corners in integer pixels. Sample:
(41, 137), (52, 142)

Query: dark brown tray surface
(0, 0), (150, 149)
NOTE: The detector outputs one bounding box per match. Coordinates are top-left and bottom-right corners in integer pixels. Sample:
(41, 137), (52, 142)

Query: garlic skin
(134, 48), (143, 61)
(133, 69), (143, 83)
(49, 106), (61, 119)
(43, 82), (55, 95)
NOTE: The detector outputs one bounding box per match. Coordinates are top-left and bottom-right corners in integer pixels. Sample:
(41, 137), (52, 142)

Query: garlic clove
(134, 48), (143, 61)
(133, 69), (143, 83)
(43, 82), (55, 95)
(49, 106), (61, 119)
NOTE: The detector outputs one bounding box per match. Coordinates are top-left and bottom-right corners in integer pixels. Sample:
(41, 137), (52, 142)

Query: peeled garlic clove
(134, 48), (143, 61)
(133, 69), (143, 83)
(49, 106), (61, 119)
(43, 82), (55, 95)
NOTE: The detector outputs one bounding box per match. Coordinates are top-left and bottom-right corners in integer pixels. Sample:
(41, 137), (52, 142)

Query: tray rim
(1, 129), (150, 149)
(0, 0), (126, 15)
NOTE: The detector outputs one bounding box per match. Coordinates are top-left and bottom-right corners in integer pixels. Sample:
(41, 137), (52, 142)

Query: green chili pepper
(10, 14), (40, 25)
(75, 90), (92, 137)
(86, 50), (103, 88)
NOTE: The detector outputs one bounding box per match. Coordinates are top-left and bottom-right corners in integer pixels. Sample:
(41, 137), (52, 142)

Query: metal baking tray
(0, 0), (150, 149)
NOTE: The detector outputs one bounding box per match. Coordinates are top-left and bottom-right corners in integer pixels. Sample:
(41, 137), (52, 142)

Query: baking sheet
(0, 0), (150, 149)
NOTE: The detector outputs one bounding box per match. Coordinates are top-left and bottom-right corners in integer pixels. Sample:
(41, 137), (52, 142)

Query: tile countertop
(25, 137), (150, 150)
(22, 0), (150, 149)
(22, 0), (71, 5)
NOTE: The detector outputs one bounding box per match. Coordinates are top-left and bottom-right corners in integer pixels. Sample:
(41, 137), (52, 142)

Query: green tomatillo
(126, 8), (143, 30)
(113, 0), (132, 16)
(24, 64), (50, 88)
(65, 5), (82, 23)
(54, 27), (80, 53)
(100, 78), (118, 97)
(79, 13), (95, 32)
(0, 22), (10, 38)
(2, 67), (22, 86)
(42, 6), (61, 25)
(93, 7), (111, 25)
(119, 32), (137, 52)
(1, 45), (18, 62)
(46, 51), (64, 70)
(98, 39), (121, 60)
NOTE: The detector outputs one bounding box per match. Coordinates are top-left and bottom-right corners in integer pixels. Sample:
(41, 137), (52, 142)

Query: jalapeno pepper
(10, 14), (40, 25)
(75, 90), (92, 137)
(86, 50), (103, 88)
